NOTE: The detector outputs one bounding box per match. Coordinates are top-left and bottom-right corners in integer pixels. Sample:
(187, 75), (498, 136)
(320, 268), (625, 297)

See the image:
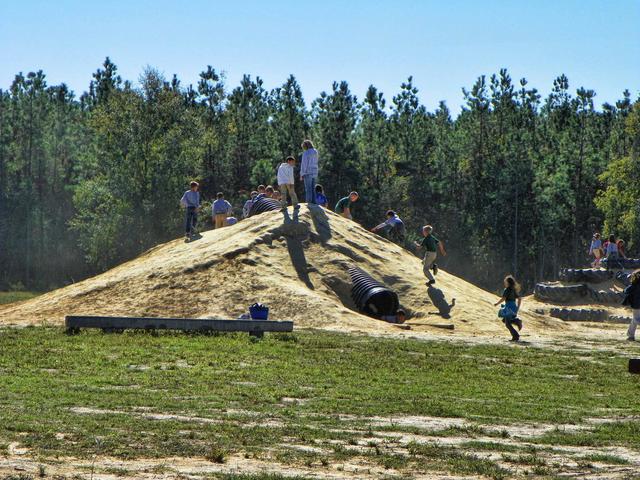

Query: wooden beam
(65, 315), (293, 335)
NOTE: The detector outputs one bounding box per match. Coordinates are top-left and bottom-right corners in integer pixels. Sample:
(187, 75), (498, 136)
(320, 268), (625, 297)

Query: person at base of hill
(371, 210), (405, 243)
(617, 239), (627, 259)
(589, 232), (603, 268)
(315, 184), (328, 208)
(605, 234), (621, 268)
(414, 225), (446, 285)
(212, 192), (233, 229)
(494, 275), (523, 342)
(623, 270), (640, 341)
(277, 156), (299, 210)
(180, 181), (201, 239)
(335, 192), (359, 219)
(300, 139), (319, 203)
(380, 309), (406, 324)
(243, 191), (258, 219)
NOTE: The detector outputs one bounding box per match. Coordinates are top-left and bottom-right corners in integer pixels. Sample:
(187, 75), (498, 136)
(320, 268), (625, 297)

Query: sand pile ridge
(0, 205), (566, 337)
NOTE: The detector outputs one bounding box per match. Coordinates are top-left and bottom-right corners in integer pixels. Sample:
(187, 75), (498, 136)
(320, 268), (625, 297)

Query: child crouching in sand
(494, 275), (523, 342)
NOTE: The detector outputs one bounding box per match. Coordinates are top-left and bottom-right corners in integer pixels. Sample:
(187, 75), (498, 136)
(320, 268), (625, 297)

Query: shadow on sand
(307, 203), (332, 243)
(282, 207), (314, 290)
(427, 286), (456, 319)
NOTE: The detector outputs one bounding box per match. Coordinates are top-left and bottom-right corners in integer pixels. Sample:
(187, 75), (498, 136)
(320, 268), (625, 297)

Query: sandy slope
(0, 205), (570, 338)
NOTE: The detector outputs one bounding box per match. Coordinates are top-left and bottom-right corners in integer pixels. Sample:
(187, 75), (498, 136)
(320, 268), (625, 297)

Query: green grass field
(0, 328), (638, 479)
(0, 291), (40, 305)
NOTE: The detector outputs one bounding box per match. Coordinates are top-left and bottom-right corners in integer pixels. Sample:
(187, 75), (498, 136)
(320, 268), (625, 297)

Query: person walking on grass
(300, 140), (318, 204)
(180, 181), (201, 239)
(371, 210), (405, 244)
(277, 156), (299, 211)
(494, 275), (523, 342)
(212, 192), (232, 229)
(622, 270), (640, 341)
(589, 232), (603, 268)
(414, 225), (446, 285)
(335, 192), (359, 219)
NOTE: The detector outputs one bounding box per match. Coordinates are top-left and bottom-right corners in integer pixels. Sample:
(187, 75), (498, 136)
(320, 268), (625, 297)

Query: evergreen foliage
(0, 58), (637, 291)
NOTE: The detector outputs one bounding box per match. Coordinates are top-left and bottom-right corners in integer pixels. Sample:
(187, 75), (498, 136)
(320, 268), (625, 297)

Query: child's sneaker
(432, 263), (438, 275)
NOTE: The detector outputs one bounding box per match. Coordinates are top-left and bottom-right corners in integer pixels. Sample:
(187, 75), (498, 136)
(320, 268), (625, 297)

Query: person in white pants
(623, 270), (640, 341)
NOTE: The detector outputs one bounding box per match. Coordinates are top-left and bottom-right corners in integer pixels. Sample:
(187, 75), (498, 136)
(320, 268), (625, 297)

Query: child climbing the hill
(277, 156), (299, 210)
(494, 275), (523, 342)
(180, 181), (201, 239)
(315, 185), (328, 208)
(371, 210), (406, 244)
(589, 233), (603, 268)
(414, 225), (446, 285)
(335, 192), (359, 219)
(212, 192), (233, 229)
(623, 270), (640, 341)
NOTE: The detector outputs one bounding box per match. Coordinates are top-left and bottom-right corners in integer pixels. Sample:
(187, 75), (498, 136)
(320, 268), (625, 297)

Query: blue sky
(1, 0), (638, 113)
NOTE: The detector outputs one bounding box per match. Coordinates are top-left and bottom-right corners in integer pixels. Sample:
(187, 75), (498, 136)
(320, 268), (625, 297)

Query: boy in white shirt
(277, 156), (298, 210)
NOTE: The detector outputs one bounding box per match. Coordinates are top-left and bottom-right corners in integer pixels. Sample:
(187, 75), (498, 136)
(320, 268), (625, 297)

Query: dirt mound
(0, 205), (565, 337)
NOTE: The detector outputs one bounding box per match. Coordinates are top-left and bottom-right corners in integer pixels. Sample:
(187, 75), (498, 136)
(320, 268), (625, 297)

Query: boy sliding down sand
(494, 275), (523, 342)
(414, 225), (446, 285)
(277, 156), (299, 210)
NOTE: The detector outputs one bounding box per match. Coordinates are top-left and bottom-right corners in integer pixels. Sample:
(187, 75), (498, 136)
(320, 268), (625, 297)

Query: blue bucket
(249, 303), (269, 320)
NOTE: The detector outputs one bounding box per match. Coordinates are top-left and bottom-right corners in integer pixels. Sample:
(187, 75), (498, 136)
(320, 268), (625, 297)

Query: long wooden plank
(65, 315), (293, 334)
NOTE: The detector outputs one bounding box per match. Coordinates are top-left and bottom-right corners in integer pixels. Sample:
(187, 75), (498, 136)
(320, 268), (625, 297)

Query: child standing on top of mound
(180, 181), (201, 239)
(277, 156), (299, 211)
(623, 270), (640, 341)
(494, 275), (523, 342)
(300, 140), (319, 204)
(212, 192), (233, 229)
(335, 192), (359, 219)
(414, 225), (446, 285)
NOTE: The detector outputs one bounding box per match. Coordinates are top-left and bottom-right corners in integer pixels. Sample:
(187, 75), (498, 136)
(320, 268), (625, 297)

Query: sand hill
(0, 205), (570, 338)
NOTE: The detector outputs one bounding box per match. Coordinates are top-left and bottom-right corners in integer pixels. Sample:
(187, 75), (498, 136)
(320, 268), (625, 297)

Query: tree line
(0, 57), (638, 292)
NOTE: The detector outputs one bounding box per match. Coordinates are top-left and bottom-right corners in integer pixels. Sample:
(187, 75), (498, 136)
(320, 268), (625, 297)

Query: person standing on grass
(414, 225), (446, 285)
(494, 275), (523, 342)
(277, 156), (299, 211)
(212, 192), (232, 229)
(300, 140), (319, 204)
(589, 233), (603, 268)
(335, 192), (359, 219)
(180, 181), (201, 239)
(622, 270), (640, 341)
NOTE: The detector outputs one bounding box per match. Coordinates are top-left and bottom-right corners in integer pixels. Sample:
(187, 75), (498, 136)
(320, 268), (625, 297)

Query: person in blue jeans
(300, 139), (318, 204)
(180, 181), (201, 239)
(494, 275), (523, 341)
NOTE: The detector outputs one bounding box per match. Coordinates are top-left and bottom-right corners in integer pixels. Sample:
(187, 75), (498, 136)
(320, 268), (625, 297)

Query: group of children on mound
(179, 150), (529, 342)
(180, 182), (236, 239)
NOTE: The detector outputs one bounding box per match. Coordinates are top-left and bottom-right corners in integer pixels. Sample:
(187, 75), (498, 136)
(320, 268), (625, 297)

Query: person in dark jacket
(623, 269), (640, 341)
(494, 275), (523, 341)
